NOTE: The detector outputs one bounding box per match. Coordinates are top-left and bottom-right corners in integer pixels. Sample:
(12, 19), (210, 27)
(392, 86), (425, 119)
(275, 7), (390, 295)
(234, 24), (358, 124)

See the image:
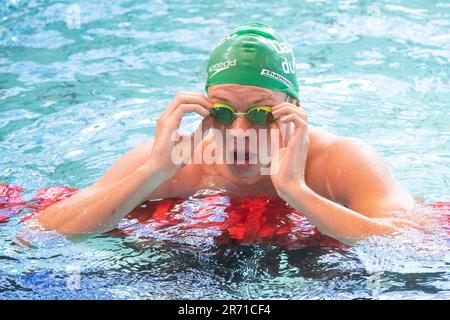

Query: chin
(227, 163), (264, 182)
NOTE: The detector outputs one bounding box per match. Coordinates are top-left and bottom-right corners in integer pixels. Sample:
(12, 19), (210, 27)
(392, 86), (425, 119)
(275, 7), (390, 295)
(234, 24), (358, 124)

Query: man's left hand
(269, 101), (309, 198)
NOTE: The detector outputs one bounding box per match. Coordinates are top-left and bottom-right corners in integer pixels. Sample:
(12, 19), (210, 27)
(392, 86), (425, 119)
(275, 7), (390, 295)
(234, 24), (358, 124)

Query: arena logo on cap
(260, 69), (293, 88)
(208, 59), (237, 77)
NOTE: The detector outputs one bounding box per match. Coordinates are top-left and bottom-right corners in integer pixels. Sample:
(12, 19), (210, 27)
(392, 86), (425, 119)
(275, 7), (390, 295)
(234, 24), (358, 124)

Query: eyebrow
(211, 96), (273, 107)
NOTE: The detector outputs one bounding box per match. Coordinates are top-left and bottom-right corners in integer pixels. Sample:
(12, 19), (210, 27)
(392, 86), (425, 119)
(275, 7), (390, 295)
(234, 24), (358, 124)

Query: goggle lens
(246, 107), (274, 126)
(210, 104), (274, 126)
(210, 106), (235, 124)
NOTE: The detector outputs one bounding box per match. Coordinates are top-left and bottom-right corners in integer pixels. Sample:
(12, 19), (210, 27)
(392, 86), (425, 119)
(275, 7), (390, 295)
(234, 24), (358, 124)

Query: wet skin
(36, 84), (417, 244)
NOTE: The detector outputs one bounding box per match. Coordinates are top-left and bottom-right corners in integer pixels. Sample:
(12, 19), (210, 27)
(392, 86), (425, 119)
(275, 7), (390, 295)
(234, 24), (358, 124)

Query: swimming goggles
(210, 103), (275, 126)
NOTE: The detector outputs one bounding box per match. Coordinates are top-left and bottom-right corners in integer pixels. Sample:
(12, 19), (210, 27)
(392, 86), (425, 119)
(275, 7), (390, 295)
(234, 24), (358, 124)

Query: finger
(171, 103), (209, 125)
(272, 106), (307, 122)
(286, 119), (308, 152)
(274, 110), (298, 146)
(177, 116), (216, 165)
(283, 120), (295, 147)
(274, 118), (288, 148)
(272, 101), (305, 112)
(271, 102), (292, 110)
(280, 113), (304, 129)
(160, 93), (210, 119)
(189, 115), (214, 150)
(271, 102), (300, 111)
(273, 104), (304, 112)
(268, 121), (284, 147)
(201, 114), (215, 131)
(164, 93), (212, 117)
(280, 114), (307, 151)
(188, 115), (214, 139)
(158, 104), (209, 135)
(178, 103), (210, 117)
(179, 92), (205, 96)
(270, 146), (287, 175)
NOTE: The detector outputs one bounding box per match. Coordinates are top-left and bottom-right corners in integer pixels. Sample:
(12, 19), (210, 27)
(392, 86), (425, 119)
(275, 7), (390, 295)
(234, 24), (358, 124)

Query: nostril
(228, 128), (248, 138)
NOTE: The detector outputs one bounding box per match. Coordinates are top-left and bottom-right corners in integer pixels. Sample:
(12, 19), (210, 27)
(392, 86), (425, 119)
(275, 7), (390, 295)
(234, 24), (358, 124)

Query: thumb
(270, 145), (287, 176)
(176, 115), (214, 165)
(189, 115), (214, 154)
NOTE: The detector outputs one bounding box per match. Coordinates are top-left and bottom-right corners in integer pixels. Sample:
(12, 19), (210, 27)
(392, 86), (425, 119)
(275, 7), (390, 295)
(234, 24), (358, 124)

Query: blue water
(1, 0), (449, 299)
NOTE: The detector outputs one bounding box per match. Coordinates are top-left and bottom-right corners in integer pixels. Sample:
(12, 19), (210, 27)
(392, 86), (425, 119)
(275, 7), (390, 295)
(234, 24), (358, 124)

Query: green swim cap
(205, 23), (299, 100)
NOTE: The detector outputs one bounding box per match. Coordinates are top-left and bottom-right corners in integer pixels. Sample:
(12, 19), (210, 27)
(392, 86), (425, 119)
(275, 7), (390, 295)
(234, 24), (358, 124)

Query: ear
(285, 94), (295, 104)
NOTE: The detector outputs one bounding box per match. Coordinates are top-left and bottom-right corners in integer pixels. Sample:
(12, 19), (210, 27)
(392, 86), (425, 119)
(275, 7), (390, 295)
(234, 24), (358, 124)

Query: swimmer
(34, 23), (418, 244)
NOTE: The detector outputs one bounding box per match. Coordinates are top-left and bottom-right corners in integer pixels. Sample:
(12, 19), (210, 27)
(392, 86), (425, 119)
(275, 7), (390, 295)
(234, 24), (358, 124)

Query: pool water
(1, 0), (449, 299)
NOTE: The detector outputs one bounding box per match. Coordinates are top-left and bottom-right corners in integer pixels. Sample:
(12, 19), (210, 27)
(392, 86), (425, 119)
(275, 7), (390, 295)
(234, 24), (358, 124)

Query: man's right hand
(33, 92), (214, 235)
(148, 92), (213, 180)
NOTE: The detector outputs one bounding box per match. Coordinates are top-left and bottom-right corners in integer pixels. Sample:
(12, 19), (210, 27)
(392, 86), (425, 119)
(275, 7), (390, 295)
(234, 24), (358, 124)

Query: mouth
(230, 150), (257, 167)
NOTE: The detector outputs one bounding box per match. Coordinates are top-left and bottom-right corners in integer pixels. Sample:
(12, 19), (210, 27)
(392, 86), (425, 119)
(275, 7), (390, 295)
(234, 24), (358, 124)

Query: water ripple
(0, 0), (449, 299)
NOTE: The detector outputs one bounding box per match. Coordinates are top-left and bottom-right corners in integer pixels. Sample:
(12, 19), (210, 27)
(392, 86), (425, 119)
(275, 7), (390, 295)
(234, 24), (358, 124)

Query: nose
(229, 116), (253, 143)
(229, 115), (251, 133)
(227, 116), (254, 150)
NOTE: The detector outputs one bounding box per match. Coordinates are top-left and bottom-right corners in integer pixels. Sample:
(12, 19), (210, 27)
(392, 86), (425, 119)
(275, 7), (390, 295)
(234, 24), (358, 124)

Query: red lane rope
(0, 184), (26, 223)
(1, 184), (448, 247)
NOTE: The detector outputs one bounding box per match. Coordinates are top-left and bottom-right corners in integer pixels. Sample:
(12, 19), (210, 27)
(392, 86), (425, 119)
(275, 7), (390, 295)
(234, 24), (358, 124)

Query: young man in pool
(34, 23), (417, 244)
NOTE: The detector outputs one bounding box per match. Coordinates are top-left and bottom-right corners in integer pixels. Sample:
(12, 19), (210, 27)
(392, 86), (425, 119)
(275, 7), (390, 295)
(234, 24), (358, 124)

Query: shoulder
(324, 133), (388, 181)
(308, 127), (376, 164)
(325, 135), (416, 216)
(308, 128), (388, 194)
(326, 135), (386, 170)
(324, 135), (397, 204)
(309, 129), (414, 214)
(308, 126), (339, 155)
(305, 124), (378, 165)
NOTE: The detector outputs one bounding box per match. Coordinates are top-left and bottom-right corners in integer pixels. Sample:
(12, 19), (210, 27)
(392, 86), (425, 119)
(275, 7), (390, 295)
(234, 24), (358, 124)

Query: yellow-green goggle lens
(210, 104), (235, 124)
(246, 106), (275, 126)
(210, 104), (274, 126)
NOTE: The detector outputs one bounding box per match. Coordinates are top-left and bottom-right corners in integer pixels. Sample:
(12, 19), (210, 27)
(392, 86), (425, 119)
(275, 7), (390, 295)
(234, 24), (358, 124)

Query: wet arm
(280, 138), (415, 244)
(35, 140), (169, 235)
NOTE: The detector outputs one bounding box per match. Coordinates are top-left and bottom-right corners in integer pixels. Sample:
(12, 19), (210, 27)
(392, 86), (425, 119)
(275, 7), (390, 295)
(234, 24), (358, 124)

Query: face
(207, 84), (289, 182)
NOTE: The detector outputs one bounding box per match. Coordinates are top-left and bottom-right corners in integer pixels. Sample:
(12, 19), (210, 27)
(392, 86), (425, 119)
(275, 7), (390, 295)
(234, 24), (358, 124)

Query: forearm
(36, 162), (167, 235)
(280, 184), (398, 244)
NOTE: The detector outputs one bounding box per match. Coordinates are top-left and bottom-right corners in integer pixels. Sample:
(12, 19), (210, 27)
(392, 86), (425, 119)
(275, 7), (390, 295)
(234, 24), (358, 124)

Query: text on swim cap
(208, 59), (238, 77)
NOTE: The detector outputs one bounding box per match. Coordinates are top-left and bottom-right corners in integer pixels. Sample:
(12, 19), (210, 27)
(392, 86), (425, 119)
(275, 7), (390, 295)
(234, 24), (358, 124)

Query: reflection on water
(2, 191), (449, 299)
